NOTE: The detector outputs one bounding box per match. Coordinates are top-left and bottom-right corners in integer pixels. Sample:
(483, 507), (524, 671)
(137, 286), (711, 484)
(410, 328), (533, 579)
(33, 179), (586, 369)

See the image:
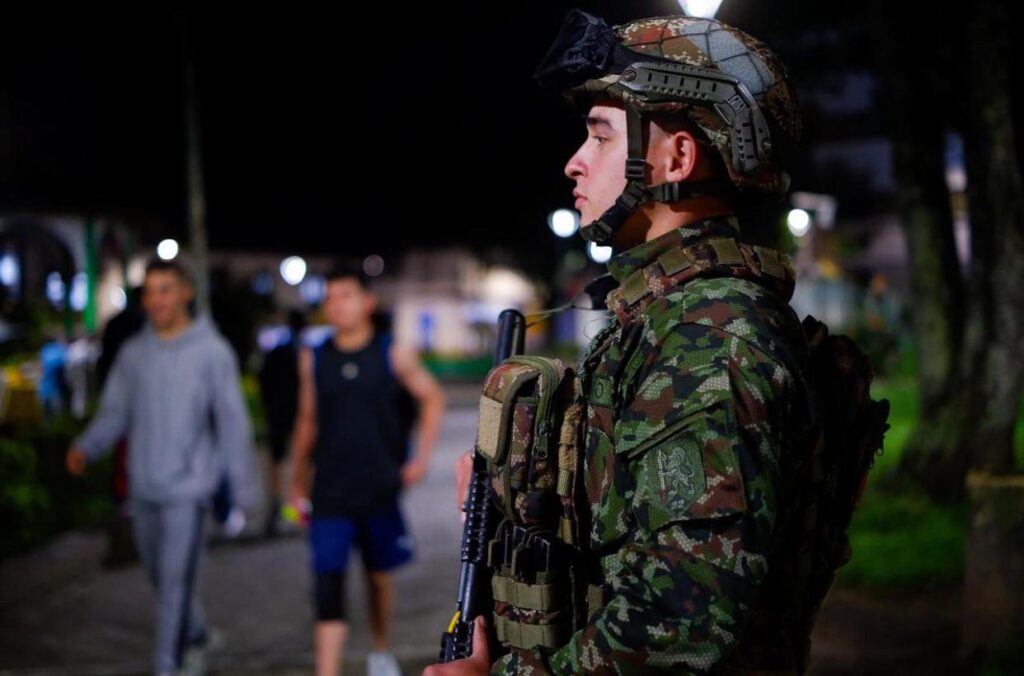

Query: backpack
(794, 316), (890, 659)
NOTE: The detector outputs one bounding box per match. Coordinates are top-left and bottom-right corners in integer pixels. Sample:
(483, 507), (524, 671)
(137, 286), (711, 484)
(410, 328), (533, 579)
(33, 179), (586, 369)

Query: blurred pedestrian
(291, 263), (445, 676)
(66, 258), (259, 676)
(96, 286), (144, 567)
(38, 326), (69, 419)
(259, 308), (306, 536)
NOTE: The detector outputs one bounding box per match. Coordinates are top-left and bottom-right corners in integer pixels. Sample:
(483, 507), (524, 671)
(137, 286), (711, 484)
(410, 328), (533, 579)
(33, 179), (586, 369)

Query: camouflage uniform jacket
(494, 216), (817, 674)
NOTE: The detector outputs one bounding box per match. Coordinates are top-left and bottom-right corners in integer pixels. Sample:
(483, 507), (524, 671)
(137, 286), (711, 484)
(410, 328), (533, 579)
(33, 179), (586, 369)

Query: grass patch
(868, 377), (917, 478)
(869, 376), (1024, 473)
(840, 488), (966, 589)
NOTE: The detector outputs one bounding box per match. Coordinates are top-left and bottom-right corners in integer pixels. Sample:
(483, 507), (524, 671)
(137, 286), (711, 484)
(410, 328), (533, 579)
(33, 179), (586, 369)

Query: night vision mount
(616, 61), (772, 176)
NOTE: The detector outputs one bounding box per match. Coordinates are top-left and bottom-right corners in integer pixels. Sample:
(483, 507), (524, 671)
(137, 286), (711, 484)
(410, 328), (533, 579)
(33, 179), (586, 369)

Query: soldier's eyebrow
(586, 115), (615, 132)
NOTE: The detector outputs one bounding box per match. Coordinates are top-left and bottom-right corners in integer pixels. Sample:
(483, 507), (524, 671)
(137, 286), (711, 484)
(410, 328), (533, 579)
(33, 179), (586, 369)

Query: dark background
(3, 1), (930, 260)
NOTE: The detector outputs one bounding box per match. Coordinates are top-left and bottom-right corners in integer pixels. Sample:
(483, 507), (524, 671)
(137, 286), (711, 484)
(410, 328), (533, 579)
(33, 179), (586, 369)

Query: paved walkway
(0, 400), (477, 676)
(0, 393), (971, 675)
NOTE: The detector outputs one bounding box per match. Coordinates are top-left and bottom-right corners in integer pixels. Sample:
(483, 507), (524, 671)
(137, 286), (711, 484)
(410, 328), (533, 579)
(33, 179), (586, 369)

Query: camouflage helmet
(537, 10), (801, 243)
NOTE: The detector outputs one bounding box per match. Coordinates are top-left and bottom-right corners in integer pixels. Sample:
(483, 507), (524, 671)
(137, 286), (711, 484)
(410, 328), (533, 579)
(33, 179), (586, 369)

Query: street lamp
(46, 272), (65, 306)
(299, 274), (326, 304)
(587, 242), (613, 264)
(70, 273), (88, 311)
(0, 254), (18, 287)
(110, 287), (127, 311)
(786, 209), (811, 238)
(280, 256), (307, 286)
(548, 209), (580, 238)
(157, 239), (179, 261)
(363, 254), (385, 277)
(678, 0), (724, 19)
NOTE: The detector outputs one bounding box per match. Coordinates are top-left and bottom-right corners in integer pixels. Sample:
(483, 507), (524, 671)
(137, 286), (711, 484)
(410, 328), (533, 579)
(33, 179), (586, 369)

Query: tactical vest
(474, 235), (888, 666)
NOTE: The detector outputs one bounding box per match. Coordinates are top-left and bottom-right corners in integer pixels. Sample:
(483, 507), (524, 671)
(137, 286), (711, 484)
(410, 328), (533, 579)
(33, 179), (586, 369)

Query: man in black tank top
(291, 264), (446, 676)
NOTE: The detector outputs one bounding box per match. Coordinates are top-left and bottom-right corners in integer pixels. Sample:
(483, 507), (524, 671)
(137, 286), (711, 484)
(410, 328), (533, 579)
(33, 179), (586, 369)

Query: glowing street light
(587, 242), (613, 264)
(678, 0), (724, 19)
(157, 239), (179, 261)
(363, 254), (385, 277)
(786, 209), (811, 238)
(0, 254), (18, 286)
(548, 209), (580, 238)
(299, 274), (326, 304)
(70, 273), (88, 311)
(280, 256), (307, 286)
(46, 272), (65, 305)
(109, 287), (127, 311)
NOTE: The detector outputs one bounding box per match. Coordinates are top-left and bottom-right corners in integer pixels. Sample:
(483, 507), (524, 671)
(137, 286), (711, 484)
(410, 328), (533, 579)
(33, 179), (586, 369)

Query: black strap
(580, 178), (733, 244)
(579, 180), (647, 243)
(625, 106), (647, 181)
(578, 104), (734, 245)
(649, 179), (727, 202)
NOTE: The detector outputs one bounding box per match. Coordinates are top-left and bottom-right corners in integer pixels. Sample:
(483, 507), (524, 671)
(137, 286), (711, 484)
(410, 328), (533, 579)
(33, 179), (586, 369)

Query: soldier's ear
(665, 129), (702, 183)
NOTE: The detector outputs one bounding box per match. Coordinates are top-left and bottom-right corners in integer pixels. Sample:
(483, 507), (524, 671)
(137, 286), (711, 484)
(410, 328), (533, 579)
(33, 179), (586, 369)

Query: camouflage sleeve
(493, 322), (791, 675)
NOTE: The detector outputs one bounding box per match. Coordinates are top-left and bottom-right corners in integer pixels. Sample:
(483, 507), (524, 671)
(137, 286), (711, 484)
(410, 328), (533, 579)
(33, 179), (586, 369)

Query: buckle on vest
(657, 247), (694, 276)
(754, 245), (786, 279)
(620, 269), (650, 306)
(709, 238), (745, 265)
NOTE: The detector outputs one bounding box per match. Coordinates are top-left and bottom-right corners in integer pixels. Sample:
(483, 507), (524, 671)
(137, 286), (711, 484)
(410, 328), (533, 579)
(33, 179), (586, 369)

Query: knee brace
(314, 571), (346, 621)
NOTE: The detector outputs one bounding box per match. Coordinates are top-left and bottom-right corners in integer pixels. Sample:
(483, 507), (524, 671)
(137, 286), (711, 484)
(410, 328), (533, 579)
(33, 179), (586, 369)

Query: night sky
(0, 2), (893, 267)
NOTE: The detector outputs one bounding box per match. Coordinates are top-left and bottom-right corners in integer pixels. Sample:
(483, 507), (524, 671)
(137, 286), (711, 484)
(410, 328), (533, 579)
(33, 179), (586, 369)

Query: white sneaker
(180, 627), (224, 676)
(221, 507), (247, 538)
(179, 645), (207, 676)
(367, 651), (401, 676)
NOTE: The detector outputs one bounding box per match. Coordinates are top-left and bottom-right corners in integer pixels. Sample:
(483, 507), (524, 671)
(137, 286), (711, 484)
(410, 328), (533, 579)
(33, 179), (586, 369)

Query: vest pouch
(475, 360), (546, 467)
(476, 356), (570, 526)
(488, 521), (581, 653)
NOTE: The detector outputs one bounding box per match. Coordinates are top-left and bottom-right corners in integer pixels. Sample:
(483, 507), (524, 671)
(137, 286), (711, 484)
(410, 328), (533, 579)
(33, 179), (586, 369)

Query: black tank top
(311, 332), (403, 516)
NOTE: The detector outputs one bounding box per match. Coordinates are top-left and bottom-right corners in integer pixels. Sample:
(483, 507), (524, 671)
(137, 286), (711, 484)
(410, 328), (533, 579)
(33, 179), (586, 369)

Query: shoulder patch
(647, 436), (706, 513)
(589, 373), (614, 408)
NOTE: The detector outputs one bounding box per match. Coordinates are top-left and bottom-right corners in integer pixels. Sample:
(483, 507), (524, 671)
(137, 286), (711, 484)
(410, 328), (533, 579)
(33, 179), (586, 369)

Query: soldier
(429, 9), (820, 676)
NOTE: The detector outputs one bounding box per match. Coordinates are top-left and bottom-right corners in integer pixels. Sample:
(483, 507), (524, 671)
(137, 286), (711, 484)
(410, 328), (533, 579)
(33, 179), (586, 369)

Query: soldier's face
(564, 102), (629, 227)
(323, 278), (375, 332)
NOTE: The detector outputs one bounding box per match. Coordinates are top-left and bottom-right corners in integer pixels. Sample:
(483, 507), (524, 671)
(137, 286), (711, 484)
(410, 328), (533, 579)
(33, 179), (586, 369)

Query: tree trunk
(882, 10), (972, 500)
(963, 472), (1024, 655)
(959, 0), (1024, 474)
(893, 124), (974, 499)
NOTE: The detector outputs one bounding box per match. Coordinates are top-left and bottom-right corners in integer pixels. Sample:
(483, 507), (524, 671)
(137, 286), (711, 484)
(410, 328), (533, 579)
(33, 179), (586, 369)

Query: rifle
(438, 308), (525, 663)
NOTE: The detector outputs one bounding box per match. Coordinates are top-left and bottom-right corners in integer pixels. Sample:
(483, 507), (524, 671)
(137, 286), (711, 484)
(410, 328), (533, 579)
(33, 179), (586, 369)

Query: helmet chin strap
(579, 106), (726, 245)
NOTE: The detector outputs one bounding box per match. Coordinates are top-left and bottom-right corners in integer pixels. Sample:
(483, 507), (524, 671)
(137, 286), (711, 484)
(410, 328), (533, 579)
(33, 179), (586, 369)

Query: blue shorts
(309, 503), (414, 573)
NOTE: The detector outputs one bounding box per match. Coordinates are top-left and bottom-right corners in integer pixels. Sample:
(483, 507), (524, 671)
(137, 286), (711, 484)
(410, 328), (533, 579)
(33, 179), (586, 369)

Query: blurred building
(210, 248), (543, 357)
(0, 215), (139, 340)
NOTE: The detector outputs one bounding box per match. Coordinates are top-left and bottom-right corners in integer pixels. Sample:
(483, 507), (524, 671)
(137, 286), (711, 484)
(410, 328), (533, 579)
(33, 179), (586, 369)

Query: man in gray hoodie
(66, 258), (259, 676)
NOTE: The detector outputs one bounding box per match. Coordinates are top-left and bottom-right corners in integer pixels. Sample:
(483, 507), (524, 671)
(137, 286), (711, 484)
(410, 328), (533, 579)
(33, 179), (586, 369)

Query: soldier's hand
(65, 447), (88, 477)
(455, 451), (473, 518)
(422, 615), (491, 676)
